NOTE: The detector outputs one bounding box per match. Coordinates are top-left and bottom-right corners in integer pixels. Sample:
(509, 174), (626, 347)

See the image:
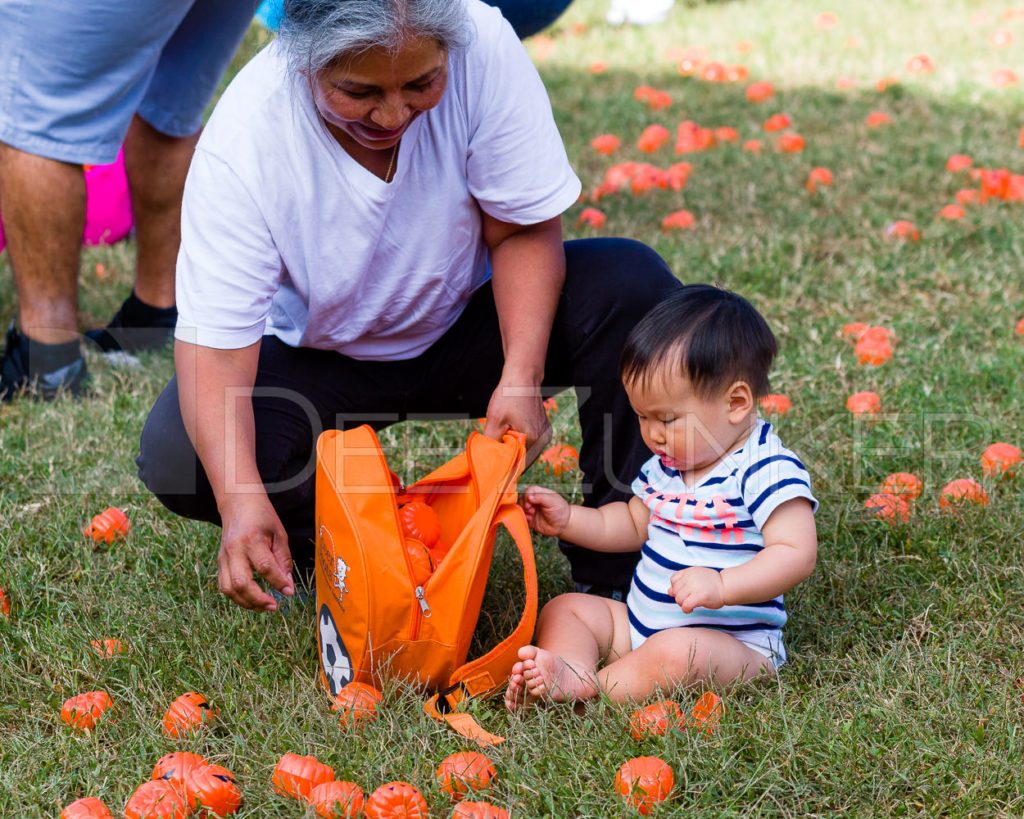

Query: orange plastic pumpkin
(61, 691), (113, 731)
(309, 780), (365, 818)
(152, 751), (209, 787)
(884, 220), (920, 242)
(364, 781), (430, 818)
(577, 207), (607, 230)
(539, 444), (579, 476)
(162, 691), (216, 738)
(61, 796), (113, 819)
(879, 472), (923, 500)
(0, 587), (10, 617)
(841, 322), (868, 340)
(854, 337), (893, 365)
(866, 111), (892, 128)
(124, 780), (187, 819)
(450, 802), (509, 819)
(858, 326), (895, 345)
(272, 753), (335, 801)
(628, 700), (684, 740)
(805, 167), (833, 192)
(777, 133), (805, 153)
(946, 155), (973, 173)
(436, 751), (497, 801)
(661, 210), (696, 232)
(846, 391), (881, 415)
(990, 28), (1013, 47)
(332, 681), (383, 729)
(939, 204), (966, 220)
(939, 478), (989, 509)
(905, 54), (934, 73)
(183, 764), (242, 817)
(1017, 317), (1024, 336)
(636, 125), (670, 153)
(991, 68), (1018, 88)
(398, 500), (441, 549)
(90, 638), (126, 659)
(815, 11), (837, 29)
(83, 507), (130, 544)
(742, 139), (762, 153)
(614, 756), (674, 816)
(758, 394), (792, 415)
(762, 113), (792, 132)
(981, 442), (1022, 477)
(745, 81), (774, 103)
(404, 538), (435, 586)
(863, 493), (911, 523)
(690, 692), (726, 734)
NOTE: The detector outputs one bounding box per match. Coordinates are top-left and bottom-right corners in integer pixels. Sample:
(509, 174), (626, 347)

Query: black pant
(137, 238), (681, 588)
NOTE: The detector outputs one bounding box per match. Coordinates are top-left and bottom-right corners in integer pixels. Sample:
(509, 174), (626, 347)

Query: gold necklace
(384, 141), (399, 183)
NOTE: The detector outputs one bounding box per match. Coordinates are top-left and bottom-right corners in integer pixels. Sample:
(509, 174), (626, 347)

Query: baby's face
(625, 368), (746, 477)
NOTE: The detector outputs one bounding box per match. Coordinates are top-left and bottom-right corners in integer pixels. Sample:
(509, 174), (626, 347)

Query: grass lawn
(2, 0), (1024, 815)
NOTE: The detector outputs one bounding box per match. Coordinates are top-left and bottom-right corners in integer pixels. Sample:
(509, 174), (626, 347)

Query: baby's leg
(596, 626), (773, 703)
(506, 592), (631, 709)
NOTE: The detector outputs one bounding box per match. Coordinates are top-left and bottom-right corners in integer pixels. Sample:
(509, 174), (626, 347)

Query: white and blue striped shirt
(627, 420), (817, 659)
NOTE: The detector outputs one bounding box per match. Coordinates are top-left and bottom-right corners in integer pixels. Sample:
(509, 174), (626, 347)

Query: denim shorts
(0, 0), (260, 165)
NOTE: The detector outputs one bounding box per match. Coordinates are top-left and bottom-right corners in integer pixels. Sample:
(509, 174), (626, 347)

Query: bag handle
(424, 502), (537, 745)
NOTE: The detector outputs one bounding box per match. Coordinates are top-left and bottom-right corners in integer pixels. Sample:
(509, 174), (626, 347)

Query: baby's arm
(520, 486), (649, 552)
(670, 498), (817, 612)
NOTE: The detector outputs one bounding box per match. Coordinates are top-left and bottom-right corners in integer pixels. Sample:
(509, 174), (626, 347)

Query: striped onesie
(627, 419), (817, 666)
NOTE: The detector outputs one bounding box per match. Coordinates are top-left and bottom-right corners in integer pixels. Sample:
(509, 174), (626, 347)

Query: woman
(138, 0), (680, 612)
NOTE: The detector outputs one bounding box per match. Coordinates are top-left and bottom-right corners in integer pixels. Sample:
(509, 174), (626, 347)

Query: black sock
(20, 334), (82, 376)
(120, 292), (177, 328)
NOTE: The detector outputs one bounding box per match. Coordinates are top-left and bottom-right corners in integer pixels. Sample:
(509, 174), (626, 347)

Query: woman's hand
(218, 494), (294, 611)
(482, 377), (552, 457)
(669, 567), (726, 613)
(519, 485), (571, 536)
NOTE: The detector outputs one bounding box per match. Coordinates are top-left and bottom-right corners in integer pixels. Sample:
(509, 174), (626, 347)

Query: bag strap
(424, 502), (537, 745)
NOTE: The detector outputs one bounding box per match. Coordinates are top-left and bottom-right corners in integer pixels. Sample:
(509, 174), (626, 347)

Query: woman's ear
(726, 381), (754, 423)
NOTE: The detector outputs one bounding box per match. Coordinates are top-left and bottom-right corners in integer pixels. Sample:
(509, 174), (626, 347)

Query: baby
(506, 284), (818, 707)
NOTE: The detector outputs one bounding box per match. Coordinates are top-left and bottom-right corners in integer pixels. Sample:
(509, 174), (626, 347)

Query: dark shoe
(0, 322), (89, 402)
(84, 293), (177, 354)
(574, 581), (629, 602)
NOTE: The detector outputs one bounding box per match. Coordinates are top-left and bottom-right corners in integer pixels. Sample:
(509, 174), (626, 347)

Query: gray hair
(280, 0), (475, 74)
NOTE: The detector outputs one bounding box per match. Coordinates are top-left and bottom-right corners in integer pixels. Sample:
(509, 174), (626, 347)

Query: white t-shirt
(175, 0), (581, 360)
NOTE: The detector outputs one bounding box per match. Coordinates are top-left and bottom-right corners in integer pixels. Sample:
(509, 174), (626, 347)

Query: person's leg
(0, 146), (89, 399)
(595, 627), (773, 703)
(88, 0), (262, 354)
(546, 238), (682, 596)
(505, 592), (631, 709)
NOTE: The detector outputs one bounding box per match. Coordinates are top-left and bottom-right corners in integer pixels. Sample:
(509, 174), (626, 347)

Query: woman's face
(311, 36), (448, 152)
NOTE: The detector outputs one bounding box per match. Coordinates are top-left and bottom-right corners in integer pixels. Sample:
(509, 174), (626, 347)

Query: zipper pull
(415, 586), (432, 618)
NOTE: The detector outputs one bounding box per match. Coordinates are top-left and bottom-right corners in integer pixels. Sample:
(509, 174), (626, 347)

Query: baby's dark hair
(619, 284), (777, 400)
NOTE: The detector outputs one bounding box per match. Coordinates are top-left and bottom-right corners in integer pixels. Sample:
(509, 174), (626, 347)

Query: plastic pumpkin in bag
(308, 780), (365, 818)
(60, 797), (113, 819)
(124, 780), (188, 819)
(83, 507), (130, 544)
(61, 691), (113, 731)
(364, 781), (430, 818)
(332, 681), (383, 729)
(451, 802), (509, 819)
(403, 538), (435, 586)
(162, 691), (216, 737)
(436, 751), (497, 801)
(628, 700), (684, 740)
(183, 764), (242, 817)
(614, 756), (674, 815)
(398, 500), (441, 549)
(272, 752), (335, 800)
(152, 751), (209, 788)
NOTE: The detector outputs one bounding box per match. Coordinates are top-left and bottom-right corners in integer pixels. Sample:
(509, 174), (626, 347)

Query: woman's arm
(175, 339), (294, 611)
(481, 212), (565, 459)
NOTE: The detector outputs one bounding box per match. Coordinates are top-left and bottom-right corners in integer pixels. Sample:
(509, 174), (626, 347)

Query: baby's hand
(519, 486), (571, 537)
(669, 567), (726, 613)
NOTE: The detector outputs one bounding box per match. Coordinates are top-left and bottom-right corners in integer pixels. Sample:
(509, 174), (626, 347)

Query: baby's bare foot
(519, 645), (598, 703)
(504, 661), (527, 711)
